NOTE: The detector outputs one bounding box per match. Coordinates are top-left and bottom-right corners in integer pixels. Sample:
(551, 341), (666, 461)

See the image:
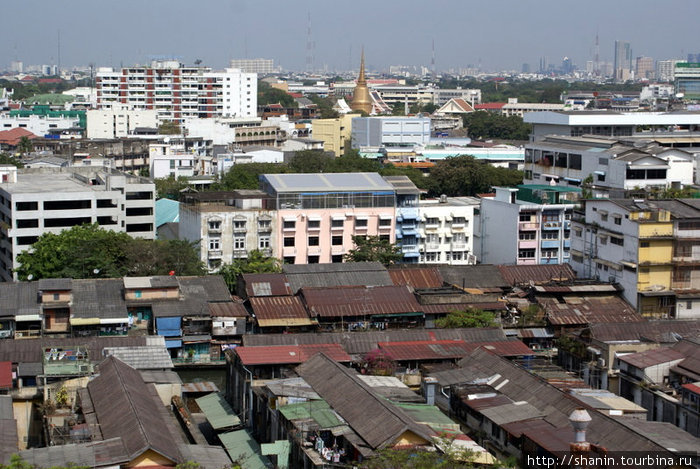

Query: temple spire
(350, 48), (372, 114)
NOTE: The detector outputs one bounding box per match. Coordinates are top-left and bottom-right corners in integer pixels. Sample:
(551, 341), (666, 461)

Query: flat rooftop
(262, 172), (394, 193)
(2, 172), (107, 195)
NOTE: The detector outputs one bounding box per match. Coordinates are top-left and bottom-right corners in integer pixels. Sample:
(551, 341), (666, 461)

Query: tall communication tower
(594, 30), (600, 76)
(431, 39), (436, 76)
(305, 12), (315, 73)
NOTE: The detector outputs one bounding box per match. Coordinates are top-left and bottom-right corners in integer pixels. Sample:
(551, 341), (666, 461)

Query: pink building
(260, 173), (396, 264)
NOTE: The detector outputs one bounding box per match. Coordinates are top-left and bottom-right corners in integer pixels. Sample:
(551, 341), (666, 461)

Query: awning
(165, 339), (182, 349)
(379, 214), (393, 220)
(598, 209), (609, 215)
(564, 177), (581, 183)
(620, 260), (637, 269)
(70, 318), (100, 326)
(283, 216), (297, 222)
(542, 174), (559, 179)
(371, 312), (424, 319)
(183, 335), (211, 343)
(638, 290), (676, 297)
(257, 317), (317, 328)
(355, 215), (369, 220)
(331, 215), (346, 221)
(100, 318), (129, 325)
(594, 170), (606, 176)
(403, 252), (420, 258)
(15, 314), (41, 322)
(307, 215), (322, 221)
(592, 258), (622, 271)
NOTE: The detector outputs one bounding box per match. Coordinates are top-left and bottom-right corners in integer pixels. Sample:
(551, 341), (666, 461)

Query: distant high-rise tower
(614, 40), (633, 81)
(635, 56), (654, 80)
(350, 50), (372, 115)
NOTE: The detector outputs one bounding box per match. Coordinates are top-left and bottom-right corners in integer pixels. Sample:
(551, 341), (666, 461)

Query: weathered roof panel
(498, 264), (576, 286)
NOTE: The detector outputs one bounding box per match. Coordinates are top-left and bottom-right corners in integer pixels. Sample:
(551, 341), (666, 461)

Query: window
(258, 219), (271, 231)
(610, 237), (624, 246)
(542, 232), (558, 240)
(599, 235), (608, 245)
(574, 228), (583, 237)
(452, 217), (466, 225)
(233, 220), (246, 230)
(209, 238), (220, 250)
(283, 237), (295, 247)
(134, 290), (142, 299)
(355, 218), (368, 228)
(519, 232), (536, 240)
(331, 219), (344, 228)
(308, 219), (320, 229)
(308, 255), (320, 264)
(640, 241), (650, 248)
(283, 220), (296, 229)
(234, 235), (245, 250)
(614, 217), (622, 225)
(332, 235), (343, 245)
(308, 236), (319, 246)
(208, 220), (221, 230)
(425, 217), (439, 226)
(332, 255), (343, 263)
(379, 218), (392, 227)
(379, 234), (390, 242)
(259, 236), (270, 249)
(53, 293), (60, 301)
(601, 213), (608, 222)
(518, 249), (536, 258)
(424, 252), (440, 262)
(519, 213), (533, 222)
(283, 256), (295, 264)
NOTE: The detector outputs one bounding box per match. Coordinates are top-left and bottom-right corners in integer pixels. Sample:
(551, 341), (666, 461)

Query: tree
(215, 162), (288, 191)
(307, 95), (339, 118)
(155, 175), (192, 200)
(0, 153), (24, 168)
(15, 224), (205, 280)
(17, 136), (33, 156)
(257, 80), (296, 108)
(361, 349), (396, 376)
(462, 111), (531, 141)
(435, 308), (498, 328)
(217, 250), (281, 293)
(288, 150), (333, 173)
(426, 155), (522, 197)
(344, 235), (402, 265)
(0, 454), (89, 469)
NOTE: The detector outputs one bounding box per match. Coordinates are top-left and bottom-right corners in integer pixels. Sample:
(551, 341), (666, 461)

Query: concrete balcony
(425, 243), (441, 252)
(541, 239), (560, 249)
(673, 256), (700, 265)
(450, 224), (465, 232)
(541, 222), (561, 230)
(519, 222), (539, 230)
(208, 250), (222, 259)
(282, 247), (297, 257)
(518, 240), (538, 249)
(540, 258), (560, 265)
(401, 245), (419, 254)
(451, 243), (467, 250)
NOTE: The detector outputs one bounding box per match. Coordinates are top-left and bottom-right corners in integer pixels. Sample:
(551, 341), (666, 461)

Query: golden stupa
(350, 50), (372, 114)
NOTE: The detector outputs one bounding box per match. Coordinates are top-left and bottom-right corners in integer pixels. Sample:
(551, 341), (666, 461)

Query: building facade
(86, 104), (159, 139)
(0, 166), (155, 281)
(229, 58), (279, 74)
(96, 60), (257, 123)
(260, 173), (395, 265)
(479, 186), (574, 266)
(351, 116), (431, 148)
(311, 114), (358, 157)
(418, 197), (480, 265)
(675, 62), (700, 100)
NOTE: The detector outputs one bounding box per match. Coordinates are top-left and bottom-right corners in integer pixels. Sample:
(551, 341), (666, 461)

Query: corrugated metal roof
(0, 336), (149, 365)
(587, 320), (700, 343)
(195, 392), (241, 430)
(208, 300), (248, 318)
(37, 278), (72, 291)
(0, 362), (11, 389)
(218, 429), (269, 469)
(178, 444), (232, 469)
(241, 273), (292, 298)
(284, 262), (394, 292)
(235, 344), (351, 366)
(544, 296), (643, 326)
(437, 265), (509, 289)
(498, 264), (576, 286)
(617, 348), (685, 369)
(263, 172), (394, 193)
(516, 328), (554, 339)
(14, 438), (129, 468)
(533, 284), (619, 293)
(182, 381), (219, 393)
(250, 296), (314, 327)
(102, 345), (174, 370)
(155, 198), (180, 228)
(420, 302), (507, 314)
(479, 402), (545, 425)
(379, 339), (532, 361)
(388, 267), (444, 289)
(302, 285), (422, 318)
(278, 399), (344, 429)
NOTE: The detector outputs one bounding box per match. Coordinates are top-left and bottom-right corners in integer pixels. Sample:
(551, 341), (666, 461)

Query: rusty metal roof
(378, 339), (532, 361)
(241, 273), (292, 298)
(387, 267), (444, 289)
(618, 348), (686, 369)
(301, 285), (422, 318)
(181, 381), (219, 393)
(235, 344), (351, 365)
(208, 301), (248, 318)
(544, 296), (643, 326)
(498, 264), (576, 286)
(437, 265), (509, 289)
(249, 296), (315, 327)
(284, 262), (394, 292)
(587, 320), (700, 343)
(420, 302), (507, 314)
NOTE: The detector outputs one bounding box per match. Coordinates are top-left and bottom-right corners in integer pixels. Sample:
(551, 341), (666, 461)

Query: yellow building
(311, 113), (359, 157)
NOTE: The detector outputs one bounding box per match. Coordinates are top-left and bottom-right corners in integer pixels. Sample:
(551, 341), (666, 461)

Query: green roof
(393, 402), (460, 433)
(195, 392), (241, 430)
(219, 429), (270, 469)
(155, 198), (180, 228)
(22, 94), (74, 105)
(278, 400), (343, 429)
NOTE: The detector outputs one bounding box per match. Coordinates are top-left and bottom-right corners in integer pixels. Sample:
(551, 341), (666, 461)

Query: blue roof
(155, 198), (180, 228)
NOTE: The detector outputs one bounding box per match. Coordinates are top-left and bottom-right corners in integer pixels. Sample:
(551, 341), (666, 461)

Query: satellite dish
(676, 93), (685, 99)
(164, 137), (170, 143)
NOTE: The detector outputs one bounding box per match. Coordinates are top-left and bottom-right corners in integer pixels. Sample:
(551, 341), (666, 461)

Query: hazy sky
(2, 0), (698, 73)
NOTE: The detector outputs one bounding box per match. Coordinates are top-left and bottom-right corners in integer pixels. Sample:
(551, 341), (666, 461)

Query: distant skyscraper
(9, 61), (22, 74)
(229, 58), (279, 74)
(539, 57), (548, 74)
(561, 57), (574, 75)
(657, 59), (686, 82)
(522, 63), (531, 74)
(635, 56), (654, 80)
(613, 40), (633, 81)
(687, 53), (700, 63)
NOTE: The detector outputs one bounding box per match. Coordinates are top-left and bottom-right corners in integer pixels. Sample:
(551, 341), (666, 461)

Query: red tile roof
(0, 361), (12, 389)
(301, 285), (422, 318)
(682, 382), (700, 395)
(0, 128), (38, 146)
(38, 78), (62, 84)
(474, 103), (505, 110)
(388, 267), (443, 289)
(234, 344), (351, 365)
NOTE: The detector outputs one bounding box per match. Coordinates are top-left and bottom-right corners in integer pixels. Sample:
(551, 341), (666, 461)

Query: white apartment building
(351, 116), (431, 148)
(524, 135), (696, 197)
(0, 166), (155, 281)
(0, 114), (80, 136)
(229, 58), (279, 75)
(96, 61), (257, 123)
(431, 88), (482, 107)
(417, 196), (480, 265)
(656, 60), (685, 82)
(87, 104), (159, 139)
(178, 191), (277, 271)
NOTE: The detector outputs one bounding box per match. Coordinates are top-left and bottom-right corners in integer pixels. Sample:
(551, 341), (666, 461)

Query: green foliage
(426, 155), (522, 197)
(217, 250), (281, 293)
(0, 153), (24, 168)
(17, 136), (34, 155)
(155, 175), (193, 200)
(0, 78), (84, 101)
(361, 436), (481, 469)
(258, 80), (296, 108)
(344, 235), (402, 265)
(307, 95), (339, 118)
(379, 163), (430, 190)
(288, 150), (333, 173)
(435, 308), (498, 328)
(158, 120), (181, 135)
(518, 304), (545, 327)
(463, 111), (531, 141)
(15, 224), (205, 280)
(175, 461), (201, 469)
(215, 162), (288, 191)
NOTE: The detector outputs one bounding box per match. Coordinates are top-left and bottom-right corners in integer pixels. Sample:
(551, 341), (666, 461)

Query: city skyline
(1, 0), (699, 73)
